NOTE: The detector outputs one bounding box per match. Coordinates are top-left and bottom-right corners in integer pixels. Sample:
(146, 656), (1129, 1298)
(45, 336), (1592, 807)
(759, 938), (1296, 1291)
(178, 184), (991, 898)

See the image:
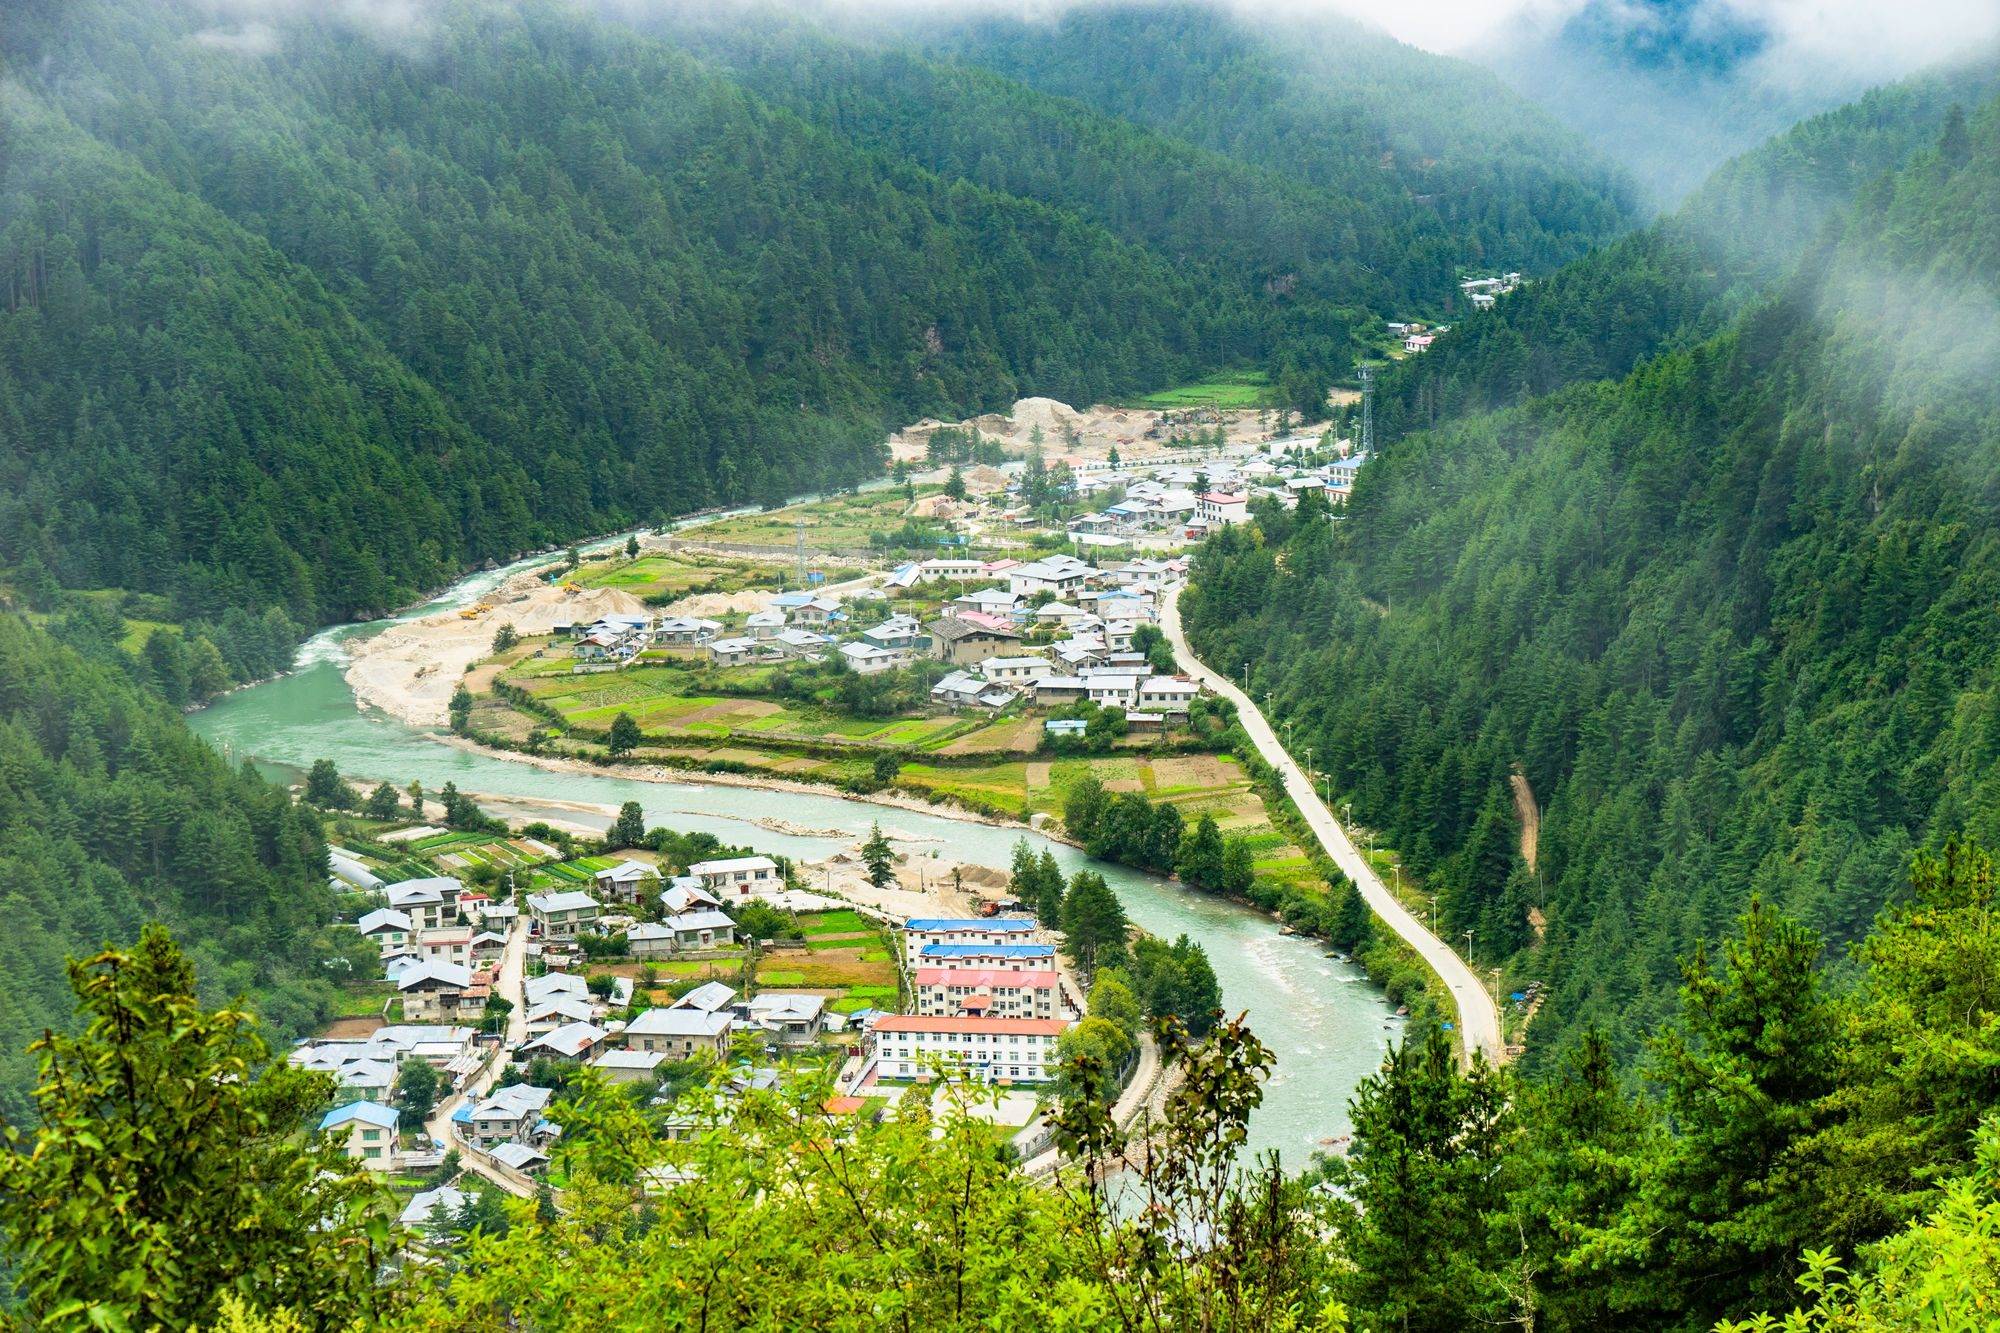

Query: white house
(400, 1185), (473, 1228)
(396, 961), (485, 1024)
(1136, 676), (1201, 715)
(916, 942), (1058, 972)
(660, 876), (724, 915)
(521, 1020), (609, 1063)
(590, 1049), (668, 1084)
(628, 909), (736, 959)
(464, 1083), (553, 1148)
(358, 907), (414, 957)
(744, 609), (788, 640)
(980, 655), (1051, 686)
(415, 925), (474, 968)
(385, 876), (462, 930)
(869, 1015), (1069, 1083)
(320, 1101), (400, 1168)
(489, 1142), (549, 1175)
(773, 627), (830, 660)
(838, 641), (909, 675)
(930, 671), (1016, 711)
(1007, 556), (1091, 599)
(740, 993), (828, 1047)
(524, 972), (590, 1009)
(687, 855), (781, 900)
(707, 636), (768, 667)
(918, 558), (986, 582)
(523, 996), (598, 1038)
(653, 617), (722, 646)
(672, 981), (737, 1013)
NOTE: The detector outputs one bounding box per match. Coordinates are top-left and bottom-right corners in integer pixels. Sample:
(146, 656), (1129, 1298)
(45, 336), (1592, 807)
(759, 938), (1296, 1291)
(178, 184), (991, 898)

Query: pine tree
(1034, 849), (1067, 925)
(862, 823), (896, 890)
(610, 801), (647, 849)
(1060, 871), (1128, 975)
(1176, 814), (1227, 891)
(606, 712), (642, 758)
(1628, 898), (1840, 1322)
(1335, 1025), (1512, 1329)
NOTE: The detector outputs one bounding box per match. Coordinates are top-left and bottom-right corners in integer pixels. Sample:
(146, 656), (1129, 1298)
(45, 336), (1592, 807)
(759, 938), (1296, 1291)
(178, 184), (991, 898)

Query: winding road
(1161, 588), (1506, 1066)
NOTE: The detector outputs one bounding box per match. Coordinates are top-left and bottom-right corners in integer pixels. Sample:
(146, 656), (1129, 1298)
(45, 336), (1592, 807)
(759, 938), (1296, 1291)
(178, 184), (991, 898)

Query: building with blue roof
(903, 918), (1045, 967)
(915, 941), (1056, 972)
(319, 1101), (400, 1169)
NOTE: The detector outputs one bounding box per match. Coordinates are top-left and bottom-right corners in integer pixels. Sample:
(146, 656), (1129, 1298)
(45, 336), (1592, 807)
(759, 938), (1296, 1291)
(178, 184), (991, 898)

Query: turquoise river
(189, 538), (1397, 1168)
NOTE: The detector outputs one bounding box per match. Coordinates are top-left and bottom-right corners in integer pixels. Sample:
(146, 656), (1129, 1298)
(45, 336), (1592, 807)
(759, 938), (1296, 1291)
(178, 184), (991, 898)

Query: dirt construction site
(888, 396), (1278, 468)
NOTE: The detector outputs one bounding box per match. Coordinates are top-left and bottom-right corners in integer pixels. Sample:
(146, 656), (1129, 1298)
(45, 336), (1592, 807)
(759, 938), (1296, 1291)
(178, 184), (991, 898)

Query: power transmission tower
(1358, 365), (1374, 456)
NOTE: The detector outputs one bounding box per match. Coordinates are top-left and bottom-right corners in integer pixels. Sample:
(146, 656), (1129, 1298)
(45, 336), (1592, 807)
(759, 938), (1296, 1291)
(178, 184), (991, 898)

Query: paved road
(423, 918), (536, 1198)
(1160, 588), (1505, 1066)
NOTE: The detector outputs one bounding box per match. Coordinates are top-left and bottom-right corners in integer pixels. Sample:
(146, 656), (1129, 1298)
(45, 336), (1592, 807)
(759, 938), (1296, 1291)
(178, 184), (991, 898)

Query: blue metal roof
(320, 1101), (399, 1132)
(905, 918), (1037, 932)
(918, 942), (1054, 958)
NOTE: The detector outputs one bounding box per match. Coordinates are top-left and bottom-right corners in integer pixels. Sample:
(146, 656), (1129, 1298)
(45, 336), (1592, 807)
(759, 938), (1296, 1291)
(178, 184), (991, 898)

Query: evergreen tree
(365, 783), (402, 820)
(861, 823), (896, 890)
(1060, 871), (1128, 975)
(1034, 849), (1067, 925)
(1063, 773), (1110, 843)
(1626, 899), (1841, 1322)
(1176, 813), (1228, 891)
(448, 685), (474, 734)
(610, 801), (648, 849)
(395, 1056), (444, 1124)
(1220, 838), (1256, 896)
(303, 759), (354, 809)
(606, 712), (642, 758)
(1333, 1025), (1512, 1330)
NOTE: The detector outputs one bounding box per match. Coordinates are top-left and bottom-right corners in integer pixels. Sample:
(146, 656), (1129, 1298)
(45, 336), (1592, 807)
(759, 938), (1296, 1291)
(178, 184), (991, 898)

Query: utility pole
(794, 520), (807, 586)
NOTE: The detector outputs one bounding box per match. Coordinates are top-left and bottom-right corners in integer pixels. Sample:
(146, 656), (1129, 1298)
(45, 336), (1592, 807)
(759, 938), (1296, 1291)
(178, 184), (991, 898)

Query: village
(298, 813), (1127, 1230)
(442, 407), (1376, 825)
(297, 396), (1382, 1238)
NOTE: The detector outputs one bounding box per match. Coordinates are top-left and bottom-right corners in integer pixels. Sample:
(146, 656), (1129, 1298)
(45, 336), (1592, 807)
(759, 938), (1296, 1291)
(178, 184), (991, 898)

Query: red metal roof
(874, 1015), (1068, 1036)
(912, 967), (1059, 989)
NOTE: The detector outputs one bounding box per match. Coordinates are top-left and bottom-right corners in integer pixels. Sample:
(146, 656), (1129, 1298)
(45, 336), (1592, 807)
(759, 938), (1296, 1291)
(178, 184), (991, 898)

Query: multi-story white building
(1195, 492), (1249, 528)
(902, 917), (1041, 968)
(915, 942), (1057, 972)
(870, 1015), (1069, 1083)
(913, 967), (1063, 1020)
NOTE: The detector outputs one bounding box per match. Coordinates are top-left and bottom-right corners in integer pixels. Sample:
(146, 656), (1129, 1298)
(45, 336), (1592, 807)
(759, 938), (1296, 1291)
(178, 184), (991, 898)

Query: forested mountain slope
(1184, 94), (2000, 1066)
(1375, 55), (2000, 443)
(0, 615), (343, 1120)
(0, 0), (1635, 632)
(922, 2), (1637, 299)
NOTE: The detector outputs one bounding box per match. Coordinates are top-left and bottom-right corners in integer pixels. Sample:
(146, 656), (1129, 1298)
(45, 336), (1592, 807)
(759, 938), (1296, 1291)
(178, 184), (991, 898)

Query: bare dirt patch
(1150, 755), (1238, 790)
(319, 1016), (386, 1039)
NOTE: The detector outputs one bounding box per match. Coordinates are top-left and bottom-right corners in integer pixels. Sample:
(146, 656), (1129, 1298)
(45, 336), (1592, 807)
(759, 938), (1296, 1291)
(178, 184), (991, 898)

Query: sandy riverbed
(346, 544), (890, 727)
(345, 565), (650, 727)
